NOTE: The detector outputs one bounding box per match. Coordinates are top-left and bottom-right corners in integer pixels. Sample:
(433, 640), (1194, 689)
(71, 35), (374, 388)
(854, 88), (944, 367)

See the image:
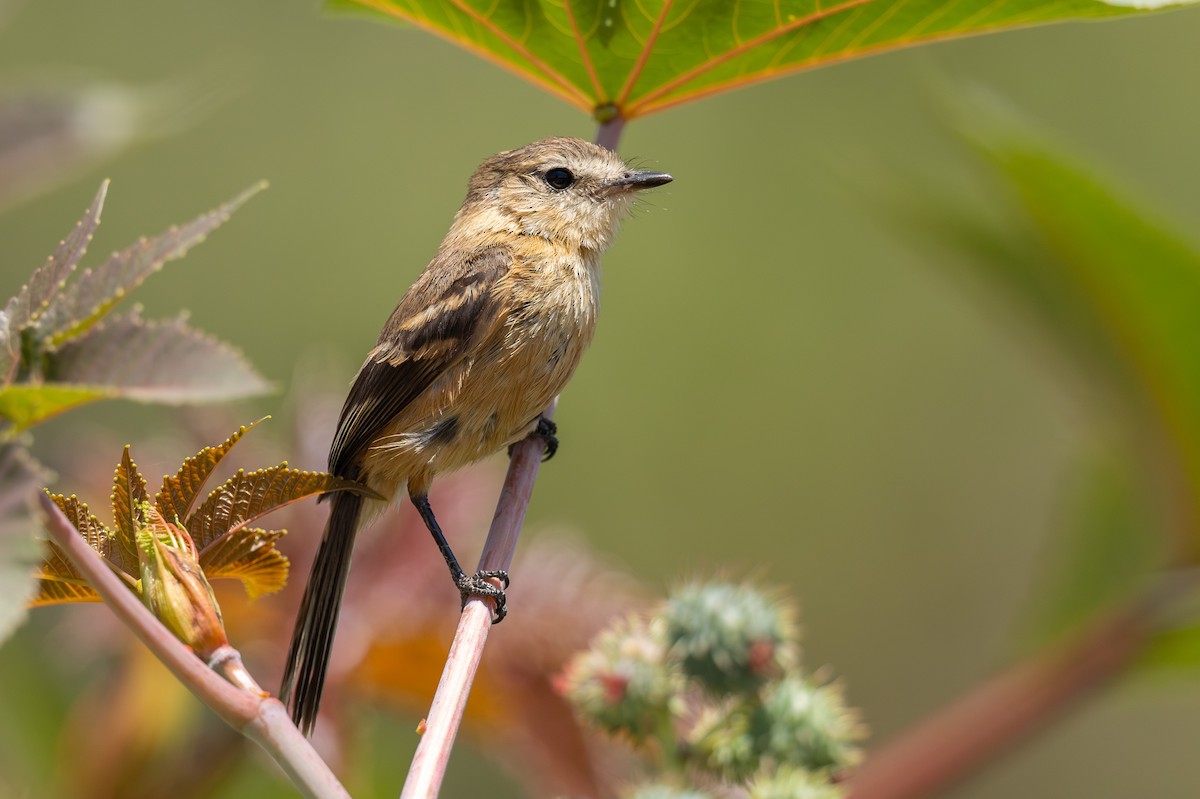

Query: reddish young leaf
(29, 424), (373, 616)
(185, 465), (371, 553)
(155, 421), (261, 525)
(30, 541), (102, 605)
(44, 493), (130, 573)
(111, 445), (148, 541)
(31, 492), (134, 607)
(200, 527), (289, 599)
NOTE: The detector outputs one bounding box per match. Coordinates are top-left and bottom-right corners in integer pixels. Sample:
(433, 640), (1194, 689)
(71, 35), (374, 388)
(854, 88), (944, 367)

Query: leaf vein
(617, 0), (675, 107)
(626, 0), (875, 117)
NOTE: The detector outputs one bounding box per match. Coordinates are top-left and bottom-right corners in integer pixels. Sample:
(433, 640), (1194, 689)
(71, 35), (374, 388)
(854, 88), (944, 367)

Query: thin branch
(595, 117), (626, 153)
(37, 492), (350, 799)
(244, 700), (351, 799)
(400, 121), (628, 798)
(844, 584), (1183, 799)
(399, 599), (498, 799)
(401, 400), (555, 799)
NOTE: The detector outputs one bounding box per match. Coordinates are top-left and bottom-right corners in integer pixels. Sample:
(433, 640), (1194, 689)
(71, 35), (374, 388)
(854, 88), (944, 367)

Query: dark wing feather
(328, 246), (511, 479)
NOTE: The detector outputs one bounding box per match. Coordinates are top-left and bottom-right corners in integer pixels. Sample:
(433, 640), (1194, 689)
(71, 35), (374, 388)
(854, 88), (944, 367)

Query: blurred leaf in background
(0, 443), (45, 641)
(0, 183), (273, 654)
(1026, 452), (1162, 646)
(0, 180), (271, 436)
(908, 97), (1200, 666)
(967, 109), (1200, 519)
(0, 80), (226, 212)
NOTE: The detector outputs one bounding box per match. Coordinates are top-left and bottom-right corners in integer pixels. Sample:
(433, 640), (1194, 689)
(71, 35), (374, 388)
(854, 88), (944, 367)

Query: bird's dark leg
(509, 415), (558, 461)
(411, 494), (508, 623)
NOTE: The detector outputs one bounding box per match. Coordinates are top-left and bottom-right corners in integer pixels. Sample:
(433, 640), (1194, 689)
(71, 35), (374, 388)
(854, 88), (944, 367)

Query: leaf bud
(137, 515), (227, 659)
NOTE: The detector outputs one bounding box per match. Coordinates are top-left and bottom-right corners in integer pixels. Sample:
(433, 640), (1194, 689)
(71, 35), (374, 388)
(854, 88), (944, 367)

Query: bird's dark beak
(606, 170), (673, 191)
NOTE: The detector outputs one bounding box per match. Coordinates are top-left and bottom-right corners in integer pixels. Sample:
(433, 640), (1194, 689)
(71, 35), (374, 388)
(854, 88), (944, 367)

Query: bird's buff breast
(363, 251), (599, 493)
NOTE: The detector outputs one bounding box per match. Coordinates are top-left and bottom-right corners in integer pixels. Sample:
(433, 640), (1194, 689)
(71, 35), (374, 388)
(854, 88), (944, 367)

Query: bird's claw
(508, 416), (558, 462)
(457, 570), (509, 623)
(534, 417), (558, 461)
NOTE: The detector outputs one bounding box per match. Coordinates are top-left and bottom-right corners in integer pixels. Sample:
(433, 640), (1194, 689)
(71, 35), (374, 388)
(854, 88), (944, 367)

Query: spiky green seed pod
(747, 766), (844, 799)
(687, 679), (863, 780)
(751, 677), (864, 773)
(560, 614), (682, 742)
(684, 702), (758, 779)
(664, 582), (795, 697)
(623, 784), (715, 799)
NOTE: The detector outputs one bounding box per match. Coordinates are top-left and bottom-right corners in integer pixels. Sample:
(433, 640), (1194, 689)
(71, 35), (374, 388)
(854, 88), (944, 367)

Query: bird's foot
(534, 416), (558, 461)
(509, 416), (558, 462)
(457, 570), (509, 623)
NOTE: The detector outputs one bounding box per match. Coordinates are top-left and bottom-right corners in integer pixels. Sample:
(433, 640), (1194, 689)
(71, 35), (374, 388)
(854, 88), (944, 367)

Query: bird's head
(458, 136), (672, 252)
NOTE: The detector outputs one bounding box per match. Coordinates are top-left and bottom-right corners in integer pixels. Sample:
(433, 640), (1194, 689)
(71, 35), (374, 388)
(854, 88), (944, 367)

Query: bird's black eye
(543, 167), (575, 190)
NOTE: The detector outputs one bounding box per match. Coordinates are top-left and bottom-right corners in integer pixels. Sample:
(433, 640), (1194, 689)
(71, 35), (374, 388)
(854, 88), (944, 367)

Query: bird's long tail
(280, 489), (363, 735)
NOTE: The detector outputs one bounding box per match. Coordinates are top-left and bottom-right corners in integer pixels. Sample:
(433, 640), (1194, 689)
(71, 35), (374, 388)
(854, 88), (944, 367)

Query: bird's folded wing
(328, 246), (512, 479)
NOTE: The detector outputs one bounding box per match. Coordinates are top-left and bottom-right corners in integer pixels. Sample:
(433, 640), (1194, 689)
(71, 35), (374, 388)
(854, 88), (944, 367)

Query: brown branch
(399, 121), (630, 797)
(402, 110), (634, 799)
(844, 594), (1166, 799)
(595, 117), (625, 153)
(37, 493), (349, 799)
(400, 400), (555, 798)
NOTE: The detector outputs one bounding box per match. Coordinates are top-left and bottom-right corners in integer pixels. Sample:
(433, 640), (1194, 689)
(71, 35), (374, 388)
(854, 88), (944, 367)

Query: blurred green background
(3, 1), (1200, 797)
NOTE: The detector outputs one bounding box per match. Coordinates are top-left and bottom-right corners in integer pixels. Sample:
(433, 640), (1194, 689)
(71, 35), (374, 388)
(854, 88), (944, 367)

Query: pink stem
(400, 118), (628, 797)
(400, 401), (555, 798)
(845, 601), (1157, 799)
(37, 493), (348, 799)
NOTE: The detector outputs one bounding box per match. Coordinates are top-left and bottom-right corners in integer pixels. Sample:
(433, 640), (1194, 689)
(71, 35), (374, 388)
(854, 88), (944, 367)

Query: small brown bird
(280, 136), (671, 733)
